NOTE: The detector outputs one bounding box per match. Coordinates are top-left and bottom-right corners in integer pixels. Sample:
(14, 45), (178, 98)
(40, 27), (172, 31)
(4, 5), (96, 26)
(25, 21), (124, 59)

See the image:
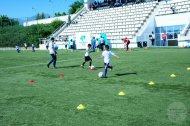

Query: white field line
(0, 58), (83, 70)
(0, 50), (126, 70)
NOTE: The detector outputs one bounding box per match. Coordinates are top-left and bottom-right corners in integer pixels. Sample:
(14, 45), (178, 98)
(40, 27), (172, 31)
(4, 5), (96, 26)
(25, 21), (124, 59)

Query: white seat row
(157, 0), (190, 16)
(60, 1), (157, 40)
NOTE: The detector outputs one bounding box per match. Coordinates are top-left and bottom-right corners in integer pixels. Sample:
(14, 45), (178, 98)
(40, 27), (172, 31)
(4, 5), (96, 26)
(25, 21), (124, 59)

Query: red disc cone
(29, 80), (34, 84)
(60, 74), (64, 78)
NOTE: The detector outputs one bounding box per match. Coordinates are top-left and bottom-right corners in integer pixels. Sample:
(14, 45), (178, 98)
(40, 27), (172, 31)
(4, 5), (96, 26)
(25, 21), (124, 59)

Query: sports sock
(104, 68), (107, 77)
(82, 62), (85, 66)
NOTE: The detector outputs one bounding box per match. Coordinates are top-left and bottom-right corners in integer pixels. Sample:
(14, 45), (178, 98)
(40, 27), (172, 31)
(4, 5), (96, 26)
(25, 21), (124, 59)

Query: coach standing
(47, 37), (56, 68)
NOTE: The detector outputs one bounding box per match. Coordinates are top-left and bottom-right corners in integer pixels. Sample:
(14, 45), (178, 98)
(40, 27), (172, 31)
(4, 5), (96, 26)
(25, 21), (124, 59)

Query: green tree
(68, 0), (84, 14)
(54, 12), (67, 17)
(0, 20), (64, 47)
(0, 15), (19, 27)
(54, 12), (62, 17)
(36, 12), (46, 20)
(62, 12), (67, 16)
(51, 20), (65, 29)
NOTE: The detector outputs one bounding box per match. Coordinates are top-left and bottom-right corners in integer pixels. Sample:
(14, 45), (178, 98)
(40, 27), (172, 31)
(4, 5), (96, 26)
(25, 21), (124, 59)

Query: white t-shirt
(85, 48), (90, 57)
(70, 41), (73, 46)
(102, 50), (115, 64)
(96, 40), (99, 46)
(48, 41), (55, 54)
(100, 38), (104, 44)
(16, 46), (19, 50)
(151, 33), (155, 39)
(24, 43), (27, 47)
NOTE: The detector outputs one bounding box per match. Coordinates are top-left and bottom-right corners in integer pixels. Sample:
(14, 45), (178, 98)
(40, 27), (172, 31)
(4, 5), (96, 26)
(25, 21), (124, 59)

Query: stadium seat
(58, 1), (158, 41)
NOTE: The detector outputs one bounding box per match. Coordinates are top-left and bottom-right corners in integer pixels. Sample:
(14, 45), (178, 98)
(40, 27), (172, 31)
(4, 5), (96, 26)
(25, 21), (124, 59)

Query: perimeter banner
(75, 32), (91, 49)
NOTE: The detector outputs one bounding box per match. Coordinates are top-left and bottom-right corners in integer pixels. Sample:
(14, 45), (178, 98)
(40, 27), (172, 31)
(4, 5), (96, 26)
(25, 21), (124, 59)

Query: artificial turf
(0, 48), (189, 126)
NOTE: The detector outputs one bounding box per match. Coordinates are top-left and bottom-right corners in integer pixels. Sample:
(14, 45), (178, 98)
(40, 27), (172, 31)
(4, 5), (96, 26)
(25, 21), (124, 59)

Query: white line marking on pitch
(0, 58), (83, 70)
(0, 51), (123, 70)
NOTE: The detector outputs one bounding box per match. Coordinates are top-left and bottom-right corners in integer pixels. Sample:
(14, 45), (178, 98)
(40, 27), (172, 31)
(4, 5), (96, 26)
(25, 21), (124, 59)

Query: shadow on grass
(115, 72), (137, 76)
(108, 72), (137, 78)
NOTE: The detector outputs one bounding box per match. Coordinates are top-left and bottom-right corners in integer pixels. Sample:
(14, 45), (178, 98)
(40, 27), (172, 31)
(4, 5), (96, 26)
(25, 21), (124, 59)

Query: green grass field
(0, 48), (190, 126)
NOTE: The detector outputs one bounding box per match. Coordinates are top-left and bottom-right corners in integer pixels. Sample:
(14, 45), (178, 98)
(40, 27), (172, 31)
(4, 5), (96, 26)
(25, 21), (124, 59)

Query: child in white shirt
(102, 45), (119, 78)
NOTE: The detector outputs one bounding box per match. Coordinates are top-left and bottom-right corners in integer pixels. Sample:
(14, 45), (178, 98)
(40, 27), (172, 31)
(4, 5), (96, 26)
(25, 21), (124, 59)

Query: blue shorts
(104, 63), (109, 68)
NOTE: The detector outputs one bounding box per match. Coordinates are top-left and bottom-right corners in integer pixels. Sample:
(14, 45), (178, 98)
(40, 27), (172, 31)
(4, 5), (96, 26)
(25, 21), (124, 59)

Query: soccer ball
(90, 65), (95, 70)
(98, 72), (103, 78)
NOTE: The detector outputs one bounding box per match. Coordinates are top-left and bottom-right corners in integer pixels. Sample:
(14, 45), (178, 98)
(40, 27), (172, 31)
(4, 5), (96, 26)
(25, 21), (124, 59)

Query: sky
(0, 0), (76, 19)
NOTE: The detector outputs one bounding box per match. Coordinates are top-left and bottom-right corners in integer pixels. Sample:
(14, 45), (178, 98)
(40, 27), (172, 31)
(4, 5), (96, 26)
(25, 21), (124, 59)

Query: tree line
(0, 17), (64, 47)
(0, 0), (84, 47)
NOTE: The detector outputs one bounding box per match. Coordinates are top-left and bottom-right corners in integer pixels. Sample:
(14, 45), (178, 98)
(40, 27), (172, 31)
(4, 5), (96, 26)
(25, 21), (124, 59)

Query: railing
(180, 17), (190, 36)
(47, 6), (87, 39)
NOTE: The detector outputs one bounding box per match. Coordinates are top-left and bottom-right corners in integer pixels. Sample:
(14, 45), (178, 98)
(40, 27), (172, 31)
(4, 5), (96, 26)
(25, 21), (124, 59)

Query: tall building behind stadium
(23, 0), (190, 49)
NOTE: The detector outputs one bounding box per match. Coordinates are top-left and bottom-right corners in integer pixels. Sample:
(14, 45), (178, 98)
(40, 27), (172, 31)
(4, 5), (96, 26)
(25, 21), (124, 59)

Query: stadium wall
(155, 12), (190, 47)
(155, 12), (190, 27)
(23, 14), (76, 27)
(136, 15), (156, 47)
(136, 12), (190, 47)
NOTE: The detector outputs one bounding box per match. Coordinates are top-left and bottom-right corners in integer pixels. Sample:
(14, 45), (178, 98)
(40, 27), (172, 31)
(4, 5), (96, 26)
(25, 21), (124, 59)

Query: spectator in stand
(67, 15), (71, 26)
(93, 1), (98, 9)
(114, 0), (122, 7)
(108, 0), (111, 6)
(171, 3), (176, 14)
(162, 32), (167, 46)
(89, 3), (93, 10)
(149, 31), (155, 46)
(135, 0), (141, 4)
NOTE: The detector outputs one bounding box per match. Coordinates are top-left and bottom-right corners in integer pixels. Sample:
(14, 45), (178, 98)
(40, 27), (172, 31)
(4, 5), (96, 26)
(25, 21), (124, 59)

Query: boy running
(102, 45), (119, 78)
(81, 44), (92, 68)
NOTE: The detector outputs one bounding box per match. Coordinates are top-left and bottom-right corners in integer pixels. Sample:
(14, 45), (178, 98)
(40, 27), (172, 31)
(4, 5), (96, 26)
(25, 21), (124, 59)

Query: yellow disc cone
(148, 81), (155, 85)
(187, 67), (190, 71)
(118, 91), (125, 96)
(77, 104), (86, 110)
(170, 74), (176, 78)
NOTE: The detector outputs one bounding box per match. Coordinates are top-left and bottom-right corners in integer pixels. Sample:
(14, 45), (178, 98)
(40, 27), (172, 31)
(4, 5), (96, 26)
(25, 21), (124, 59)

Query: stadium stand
(37, 0), (190, 49)
(157, 0), (190, 15)
(53, 1), (159, 47)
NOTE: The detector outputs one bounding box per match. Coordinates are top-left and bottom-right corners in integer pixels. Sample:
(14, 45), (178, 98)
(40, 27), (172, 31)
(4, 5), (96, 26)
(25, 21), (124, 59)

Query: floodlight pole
(32, 7), (38, 25)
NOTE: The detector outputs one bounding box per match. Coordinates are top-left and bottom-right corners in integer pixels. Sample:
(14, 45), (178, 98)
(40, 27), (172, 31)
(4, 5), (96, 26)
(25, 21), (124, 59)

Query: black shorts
(85, 56), (92, 62)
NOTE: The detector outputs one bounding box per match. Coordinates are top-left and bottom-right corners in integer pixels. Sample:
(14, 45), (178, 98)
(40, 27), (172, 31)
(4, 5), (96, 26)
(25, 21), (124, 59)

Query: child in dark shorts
(81, 44), (92, 68)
